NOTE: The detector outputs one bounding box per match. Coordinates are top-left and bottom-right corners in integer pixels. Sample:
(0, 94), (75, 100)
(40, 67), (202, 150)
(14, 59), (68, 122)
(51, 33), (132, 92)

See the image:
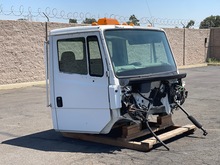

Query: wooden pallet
(62, 115), (196, 152)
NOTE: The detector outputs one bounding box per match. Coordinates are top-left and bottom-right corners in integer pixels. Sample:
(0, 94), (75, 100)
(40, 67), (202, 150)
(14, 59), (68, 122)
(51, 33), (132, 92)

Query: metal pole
(181, 22), (186, 66)
(43, 12), (51, 107)
(183, 27), (186, 65)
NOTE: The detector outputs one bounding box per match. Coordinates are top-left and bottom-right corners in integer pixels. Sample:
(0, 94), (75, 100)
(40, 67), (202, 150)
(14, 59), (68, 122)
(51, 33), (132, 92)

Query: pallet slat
(62, 124), (196, 152)
(62, 132), (146, 151)
(141, 124), (196, 149)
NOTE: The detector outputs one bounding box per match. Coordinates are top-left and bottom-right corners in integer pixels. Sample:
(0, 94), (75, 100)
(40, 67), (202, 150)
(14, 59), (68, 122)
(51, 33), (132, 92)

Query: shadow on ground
(1, 128), (203, 153)
(1, 129), (120, 153)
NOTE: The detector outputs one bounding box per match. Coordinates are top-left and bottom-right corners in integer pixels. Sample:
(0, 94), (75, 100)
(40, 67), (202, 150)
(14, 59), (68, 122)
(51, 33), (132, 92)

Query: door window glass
(57, 38), (87, 75)
(87, 36), (104, 77)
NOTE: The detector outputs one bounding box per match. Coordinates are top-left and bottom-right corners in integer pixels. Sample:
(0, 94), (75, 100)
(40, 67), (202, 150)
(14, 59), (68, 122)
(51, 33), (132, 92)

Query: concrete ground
(0, 66), (219, 165)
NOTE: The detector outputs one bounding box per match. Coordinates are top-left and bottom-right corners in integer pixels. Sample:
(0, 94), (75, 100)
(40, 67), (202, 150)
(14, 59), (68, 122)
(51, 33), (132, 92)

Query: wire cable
(146, 120), (170, 151)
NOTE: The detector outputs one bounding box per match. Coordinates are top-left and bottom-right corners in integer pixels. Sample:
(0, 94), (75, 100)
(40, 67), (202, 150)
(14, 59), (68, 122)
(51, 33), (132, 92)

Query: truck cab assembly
(44, 18), (207, 151)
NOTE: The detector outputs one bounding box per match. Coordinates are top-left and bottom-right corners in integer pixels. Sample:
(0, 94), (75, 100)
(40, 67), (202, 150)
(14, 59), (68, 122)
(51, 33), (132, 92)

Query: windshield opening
(104, 29), (176, 77)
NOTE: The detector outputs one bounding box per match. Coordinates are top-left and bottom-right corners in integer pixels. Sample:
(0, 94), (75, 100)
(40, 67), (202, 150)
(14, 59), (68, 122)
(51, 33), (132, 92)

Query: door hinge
(106, 71), (110, 77)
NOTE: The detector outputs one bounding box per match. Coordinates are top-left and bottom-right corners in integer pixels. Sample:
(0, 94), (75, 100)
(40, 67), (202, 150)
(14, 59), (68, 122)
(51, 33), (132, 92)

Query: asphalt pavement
(0, 66), (220, 165)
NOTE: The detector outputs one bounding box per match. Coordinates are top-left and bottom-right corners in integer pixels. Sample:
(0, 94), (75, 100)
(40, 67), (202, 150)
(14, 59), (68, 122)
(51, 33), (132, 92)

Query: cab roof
(50, 25), (163, 36)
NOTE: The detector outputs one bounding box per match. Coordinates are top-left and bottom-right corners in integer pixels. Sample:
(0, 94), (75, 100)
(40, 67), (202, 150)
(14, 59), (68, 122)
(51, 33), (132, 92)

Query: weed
(207, 58), (220, 63)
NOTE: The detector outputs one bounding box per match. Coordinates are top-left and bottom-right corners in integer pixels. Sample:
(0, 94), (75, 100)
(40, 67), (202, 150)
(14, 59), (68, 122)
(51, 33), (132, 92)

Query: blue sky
(0, 0), (219, 27)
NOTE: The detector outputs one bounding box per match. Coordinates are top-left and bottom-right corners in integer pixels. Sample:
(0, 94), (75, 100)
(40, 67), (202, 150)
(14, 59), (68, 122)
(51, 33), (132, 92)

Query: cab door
(51, 32), (111, 133)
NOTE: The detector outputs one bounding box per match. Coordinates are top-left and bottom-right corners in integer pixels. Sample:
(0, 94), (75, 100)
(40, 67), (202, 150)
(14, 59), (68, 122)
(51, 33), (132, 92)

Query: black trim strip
(121, 73), (187, 85)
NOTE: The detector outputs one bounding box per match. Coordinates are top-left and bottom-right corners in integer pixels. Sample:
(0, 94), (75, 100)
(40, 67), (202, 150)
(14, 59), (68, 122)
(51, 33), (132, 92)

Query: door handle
(56, 96), (63, 107)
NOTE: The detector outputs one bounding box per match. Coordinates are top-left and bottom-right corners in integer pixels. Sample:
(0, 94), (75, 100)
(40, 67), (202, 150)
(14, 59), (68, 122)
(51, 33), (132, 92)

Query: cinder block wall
(0, 20), (211, 85)
(185, 29), (210, 65)
(0, 20), (75, 85)
(164, 28), (184, 66)
(0, 21), (44, 84)
(164, 28), (210, 66)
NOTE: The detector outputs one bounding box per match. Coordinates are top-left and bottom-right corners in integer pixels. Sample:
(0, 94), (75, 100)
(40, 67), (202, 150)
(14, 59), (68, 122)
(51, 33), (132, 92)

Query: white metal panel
(49, 35), (59, 129)
(50, 26), (99, 36)
(56, 108), (111, 133)
(109, 85), (121, 109)
(51, 32), (111, 133)
(55, 74), (109, 109)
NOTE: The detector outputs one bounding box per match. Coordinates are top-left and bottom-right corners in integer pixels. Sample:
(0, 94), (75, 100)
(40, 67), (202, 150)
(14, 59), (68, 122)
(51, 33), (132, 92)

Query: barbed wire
(0, 4), (212, 28)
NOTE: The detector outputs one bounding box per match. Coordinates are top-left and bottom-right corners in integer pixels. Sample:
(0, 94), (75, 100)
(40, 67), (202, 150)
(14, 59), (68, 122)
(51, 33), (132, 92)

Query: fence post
(183, 28), (186, 65)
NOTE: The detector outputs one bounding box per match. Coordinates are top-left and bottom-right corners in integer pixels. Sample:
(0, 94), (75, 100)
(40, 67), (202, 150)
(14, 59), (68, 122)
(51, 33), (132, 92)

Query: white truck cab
(45, 18), (188, 134)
